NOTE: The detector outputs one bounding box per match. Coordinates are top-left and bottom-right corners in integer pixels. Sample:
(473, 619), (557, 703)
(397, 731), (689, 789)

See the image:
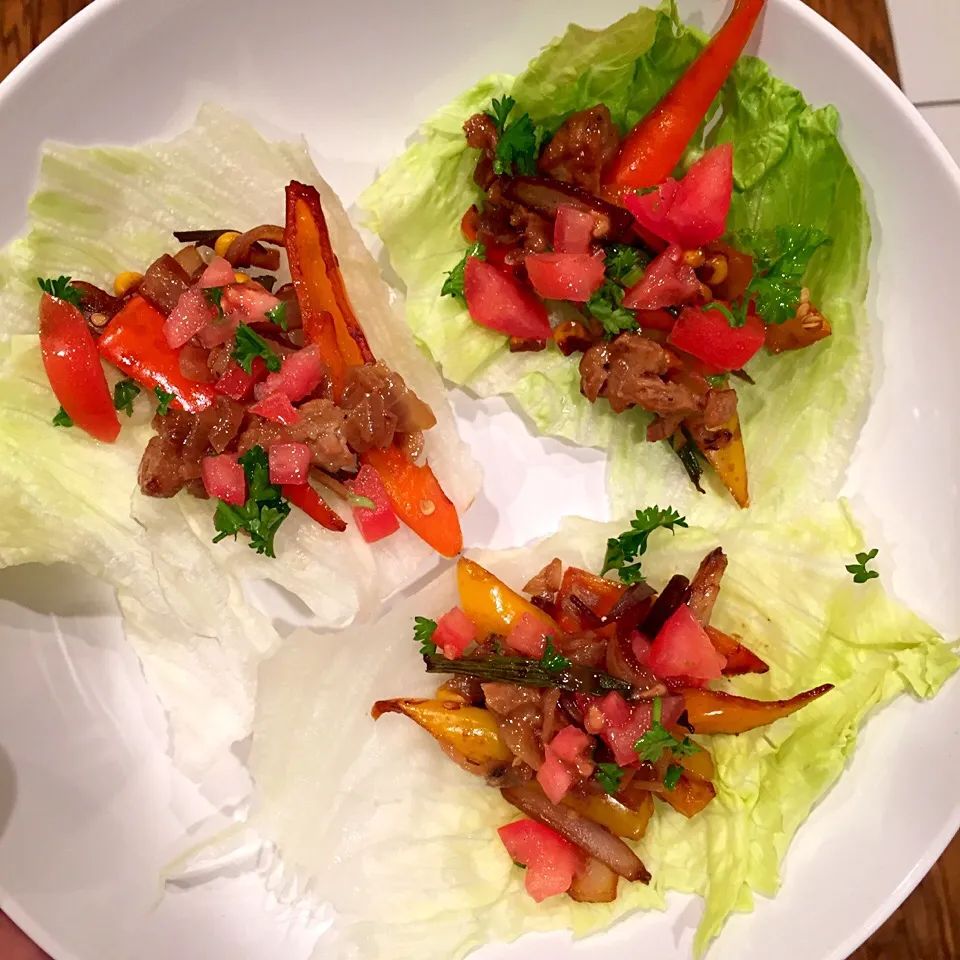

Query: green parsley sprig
(487, 96), (542, 176)
(212, 445), (290, 558)
(154, 386), (175, 416)
(540, 637), (571, 672)
(846, 548), (879, 584)
(113, 379), (141, 417)
(414, 616), (439, 656)
(634, 697), (701, 765)
(601, 506), (688, 583)
(233, 323), (282, 374)
(584, 246), (650, 338)
(37, 276), (83, 308)
(265, 302), (288, 331)
(595, 762), (626, 796)
(52, 406), (73, 428)
(663, 763), (685, 791)
(441, 241), (485, 301)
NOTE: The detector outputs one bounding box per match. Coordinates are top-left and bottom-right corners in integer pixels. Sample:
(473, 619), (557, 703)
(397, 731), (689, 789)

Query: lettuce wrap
(362, 2), (871, 525)
(244, 502), (957, 959)
(0, 105), (480, 775)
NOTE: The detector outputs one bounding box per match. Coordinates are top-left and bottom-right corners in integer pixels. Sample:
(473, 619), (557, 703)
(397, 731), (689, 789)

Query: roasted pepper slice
(555, 566), (626, 633)
(706, 625), (770, 676)
(682, 683), (833, 735)
(457, 558), (558, 638)
(661, 773), (717, 818)
(685, 410), (749, 508)
(562, 790), (654, 842)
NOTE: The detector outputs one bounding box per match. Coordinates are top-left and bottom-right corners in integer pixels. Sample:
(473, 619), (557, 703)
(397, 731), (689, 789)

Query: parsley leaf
(37, 276), (83, 308)
(663, 763), (684, 791)
(265, 302), (288, 331)
(540, 637), (571, 672)
(703, 301), (739, 326)
(705, 374), (728, 388)
(487, 96), (542, 176)
(595, 762), (626, 796)
(233, 323), (282, 374)
(52, 406), (73, 428)
(441, 241), (485, 301)
(585, 280), (638, 338)
(604, 244), (648, 288)
(736, 225), (831, 326)
(634, 697), (701, 765)
(113, 378), (141, 417)
(601, 506), (688, 582)
(846, 548), (879, 584)
(212, 445), (291, 558)
(414, 616), (439, 656)
(154, 386), (175, 416)
(203, 286), (224, 316)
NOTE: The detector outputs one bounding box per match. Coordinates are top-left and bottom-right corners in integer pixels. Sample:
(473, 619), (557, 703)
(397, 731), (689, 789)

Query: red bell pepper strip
(604, 0), (767, 190)
(285, 181), (374, 399)
(39, 294), (120, 442)
(283, 482), (347, 533)
(361, 445), (462, 558)
(98, 296), (216, 413)
(681, 683), (833, 735)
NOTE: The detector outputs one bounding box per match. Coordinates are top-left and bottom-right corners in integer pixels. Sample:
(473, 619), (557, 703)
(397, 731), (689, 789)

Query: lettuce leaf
(0, 105), (480, 775)
(362, 2), (871, 525)
(245, 503), (956, 958)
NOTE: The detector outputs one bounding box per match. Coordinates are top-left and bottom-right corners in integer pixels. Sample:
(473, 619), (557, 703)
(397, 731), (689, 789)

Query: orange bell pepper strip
(682, 683), (833, 735)
(456, 557), (557, 637)
(661, 773), (717, 818)
(362, 445), (462, 557)
(705, 625), (770, 676)
(97, 295), (216, 413)
(284, 180), (374, 398)
(555, 566), (626, 633)
(604, 0), (768, 191)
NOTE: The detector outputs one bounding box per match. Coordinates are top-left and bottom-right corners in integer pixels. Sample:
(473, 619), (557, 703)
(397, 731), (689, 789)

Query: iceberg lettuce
(362, 2), (870, 525)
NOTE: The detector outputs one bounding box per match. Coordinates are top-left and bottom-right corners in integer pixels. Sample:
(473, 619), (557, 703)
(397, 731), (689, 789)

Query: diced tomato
(461, 206), (479, 243)
(199, 256), (236, 289)
(624, 143), (734, 249)
(631, 632), (652, 666)
(605, 702), (655, 766)
(283, 482), (346, 532)
(196, 313), (239, 349)
(463, 257), (552, 339)
(548, 725), (594, 769)
(622, 244), (700, 310)
(525, 252), (606, 303)
(554, 206), (596, 254)
(636, 308), (677, 333)
(163, 285), (216, 349)
(599, 691), (632, 728)
(39, 294), (121, 443)
(201, 454), (246, 505)
(434, 606), (477, 660)
(346, 464), (400, 543)
(215, 356), (267, 401)
(497, 819), (582, 902)
(268, 442), (311, 485)
(249, 391), (301, 425)
(98, 296), (217, 413)
(668, 305), (765, 372)
(648, 604), (727, 680)
(259, 344), (325, 402)
(537, 752), (576, 804)
(504, 613), (550, 658)
(222, 283), (282, 323)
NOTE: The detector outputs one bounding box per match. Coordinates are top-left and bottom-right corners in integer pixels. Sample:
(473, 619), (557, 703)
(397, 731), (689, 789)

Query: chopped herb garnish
(233, 323), (282, 374)
(702, 301), (738, 326)
(705, 374), (728, 388)
(634, 696), (701, 764)
(203, 286), (224, 316)
(212, 445), (290, 558)
(734, 225), (831, 327)
(113, 378), (141, 417)
(604, 244), (648, 288)
(154, 386), (175, 416)
(601, 506), (688, 583)
(265, 302), (288, 331)
(414, 616), (439, 656)
(585, 279), (638, 338)
(52, 406), (73, 428)
(663, 763), (684, 791)
(540, 637), (571, 672)
(37, 276), (83, 308)
(348, 493), (377, 511)
(595, 762), (626, 796)
(487, 96), (542, 176)
(441, 241), (485, 301)
(846, 548), (879, 584)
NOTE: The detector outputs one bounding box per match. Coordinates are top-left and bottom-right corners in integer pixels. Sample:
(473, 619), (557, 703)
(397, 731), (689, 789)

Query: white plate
(0, 1), (957, 959)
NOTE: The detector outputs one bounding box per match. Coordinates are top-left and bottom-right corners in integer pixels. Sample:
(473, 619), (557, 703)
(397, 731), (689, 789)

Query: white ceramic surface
(0, 2), (957, 959)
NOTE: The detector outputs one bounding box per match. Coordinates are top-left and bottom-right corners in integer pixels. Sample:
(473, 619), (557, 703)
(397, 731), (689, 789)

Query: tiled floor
(887, 0), (960, 164)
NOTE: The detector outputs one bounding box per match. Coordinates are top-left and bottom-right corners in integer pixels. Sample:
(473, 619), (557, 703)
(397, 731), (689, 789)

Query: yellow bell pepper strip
(457, 558), (558, 638)
(562, 790), (654, 842)
(361, 445), (463, 557)
(660, 772), (717, 818)
(285, 180), (374, 399)
(664, 727), (715, 781)
(371, 697), (512, 773)
(682, 683), (834, 735)
(604, 0), (769, 191)
(685, 410), (749, 508)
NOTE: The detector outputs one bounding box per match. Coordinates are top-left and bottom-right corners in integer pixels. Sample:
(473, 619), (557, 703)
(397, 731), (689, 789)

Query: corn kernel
(113, 271), (143, 297)
(233, 272), (251, 284)
(214, 231), (241, 258)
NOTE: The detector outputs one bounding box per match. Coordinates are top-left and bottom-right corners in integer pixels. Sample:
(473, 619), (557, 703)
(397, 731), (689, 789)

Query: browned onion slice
(224, 224), (285, 270)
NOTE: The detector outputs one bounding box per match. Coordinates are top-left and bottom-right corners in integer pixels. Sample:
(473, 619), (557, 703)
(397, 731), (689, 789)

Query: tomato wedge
(39, 294), (120, 442)
(622, 244), (700, 310)
(648, 604), (727, 680)
(668, 305), (765, 372)
(463, 257), (552, 339)
(525, 253), (606, 302)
